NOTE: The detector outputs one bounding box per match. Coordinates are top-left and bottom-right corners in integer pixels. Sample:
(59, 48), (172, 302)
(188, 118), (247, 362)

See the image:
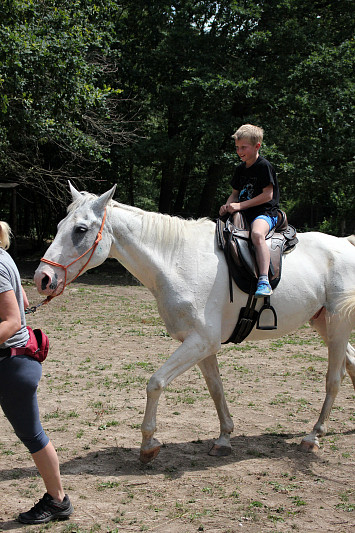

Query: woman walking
(0, 221), (73, 524)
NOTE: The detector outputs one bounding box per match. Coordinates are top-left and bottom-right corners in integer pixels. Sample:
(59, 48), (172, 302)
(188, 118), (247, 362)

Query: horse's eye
(75, 225), (88, 234)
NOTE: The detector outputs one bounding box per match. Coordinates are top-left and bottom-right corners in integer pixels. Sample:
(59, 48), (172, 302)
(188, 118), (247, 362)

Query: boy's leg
(250, 218), (270, 276)
(251, 217), (273, 297)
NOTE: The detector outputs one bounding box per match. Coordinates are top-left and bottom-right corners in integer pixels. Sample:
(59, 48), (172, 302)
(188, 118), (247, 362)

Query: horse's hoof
(139, 446), (161, 464)
(208, 444), (232, 457)
(299, 440), (319, 453)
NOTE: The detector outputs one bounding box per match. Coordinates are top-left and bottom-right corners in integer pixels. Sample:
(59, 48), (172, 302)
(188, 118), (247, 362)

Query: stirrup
(256, 296), (277, 330)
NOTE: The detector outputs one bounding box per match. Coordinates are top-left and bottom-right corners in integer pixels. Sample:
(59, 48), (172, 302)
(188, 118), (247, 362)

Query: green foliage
(0, 0), (353, 240)
(0, 0), (129, 217)
(112, 0), (354, 231)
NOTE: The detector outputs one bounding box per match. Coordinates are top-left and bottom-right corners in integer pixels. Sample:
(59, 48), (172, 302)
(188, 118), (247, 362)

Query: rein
(27, 208), (107, 312)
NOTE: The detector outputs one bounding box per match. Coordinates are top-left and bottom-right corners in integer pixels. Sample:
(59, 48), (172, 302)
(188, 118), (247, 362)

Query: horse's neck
(108, 206), (181, 288)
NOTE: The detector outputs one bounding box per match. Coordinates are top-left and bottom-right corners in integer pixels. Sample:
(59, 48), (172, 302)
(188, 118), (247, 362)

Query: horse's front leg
(139, 383), (162, 464)
(198, 354), (234, 457)
(301, 312), (350, 451)
(140, 334), (220, 463)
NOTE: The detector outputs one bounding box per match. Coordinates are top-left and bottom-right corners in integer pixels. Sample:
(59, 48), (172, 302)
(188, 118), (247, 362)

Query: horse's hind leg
(310, 307), (355, 389)
(198, 354), (234, 457)
(345, 343), (355, 389)
(301, 311), (350, 451)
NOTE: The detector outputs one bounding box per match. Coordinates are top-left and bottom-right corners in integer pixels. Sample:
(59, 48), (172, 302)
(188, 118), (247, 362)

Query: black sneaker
(18, 493), (73, 524)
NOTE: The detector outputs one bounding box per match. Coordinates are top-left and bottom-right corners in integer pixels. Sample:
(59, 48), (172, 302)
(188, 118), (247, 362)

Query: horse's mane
(67, 192), (97, 213)
(109, 199), (213, 254)
(67, 192), (214, 254)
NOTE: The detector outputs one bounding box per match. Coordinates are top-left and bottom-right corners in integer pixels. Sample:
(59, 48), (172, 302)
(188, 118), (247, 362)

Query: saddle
(216, 210), (298, 344)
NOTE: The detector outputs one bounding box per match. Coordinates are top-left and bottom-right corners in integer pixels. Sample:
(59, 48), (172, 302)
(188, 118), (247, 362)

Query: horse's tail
(337, 289), (355, 325)
(346, 234), (355, 246)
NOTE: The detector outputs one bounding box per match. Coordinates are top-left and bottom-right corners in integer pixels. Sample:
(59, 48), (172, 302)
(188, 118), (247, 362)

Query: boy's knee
(251, 230), (265, 246)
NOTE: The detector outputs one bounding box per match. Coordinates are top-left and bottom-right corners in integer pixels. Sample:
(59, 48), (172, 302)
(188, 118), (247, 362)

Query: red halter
(40, 208), (107, 299)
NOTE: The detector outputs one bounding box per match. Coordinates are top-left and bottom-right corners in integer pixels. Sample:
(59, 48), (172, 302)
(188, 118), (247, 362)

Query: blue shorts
(252, 215), (278, 231)
(0, 355), (50, 454)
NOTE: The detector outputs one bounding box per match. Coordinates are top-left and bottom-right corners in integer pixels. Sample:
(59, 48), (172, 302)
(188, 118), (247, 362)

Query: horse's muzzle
(34, 267), (60, 295)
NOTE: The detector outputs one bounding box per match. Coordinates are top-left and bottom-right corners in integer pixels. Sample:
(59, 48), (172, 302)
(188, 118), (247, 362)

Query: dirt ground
(0, 262), (354, 532)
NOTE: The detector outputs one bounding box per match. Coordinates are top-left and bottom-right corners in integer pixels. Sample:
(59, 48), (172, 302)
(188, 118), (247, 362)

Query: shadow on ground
(0, 431), (333, 488)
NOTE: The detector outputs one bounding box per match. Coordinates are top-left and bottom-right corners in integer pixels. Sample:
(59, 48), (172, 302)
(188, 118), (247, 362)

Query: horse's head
(34, 182), (116, 297)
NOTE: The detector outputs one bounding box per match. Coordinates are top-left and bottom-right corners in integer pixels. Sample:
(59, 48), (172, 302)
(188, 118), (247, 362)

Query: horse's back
(291, 231), (355, 267)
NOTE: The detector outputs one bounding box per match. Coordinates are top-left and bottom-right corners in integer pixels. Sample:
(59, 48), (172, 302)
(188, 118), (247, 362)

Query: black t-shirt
(230, 156), (279, 225)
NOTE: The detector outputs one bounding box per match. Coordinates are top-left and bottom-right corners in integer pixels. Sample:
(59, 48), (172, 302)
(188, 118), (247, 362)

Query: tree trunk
(158, 106), (178, 214)
(197, 162), (224, 218)
(174, 161), (191, 215)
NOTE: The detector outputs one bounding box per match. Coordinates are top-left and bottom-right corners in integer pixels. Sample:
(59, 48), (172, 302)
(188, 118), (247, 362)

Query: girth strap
(223, 291), (258, 344)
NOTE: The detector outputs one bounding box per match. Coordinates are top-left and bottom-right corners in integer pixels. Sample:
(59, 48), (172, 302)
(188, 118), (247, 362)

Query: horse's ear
(68, 181), (83, 202)
(93, 185), (117, 213)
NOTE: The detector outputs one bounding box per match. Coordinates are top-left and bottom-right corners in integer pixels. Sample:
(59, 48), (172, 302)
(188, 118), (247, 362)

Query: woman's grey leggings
(0, 355), (49, 454)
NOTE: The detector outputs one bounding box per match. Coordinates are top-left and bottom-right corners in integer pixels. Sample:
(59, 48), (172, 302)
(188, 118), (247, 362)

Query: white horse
(34, 183), (355, 463)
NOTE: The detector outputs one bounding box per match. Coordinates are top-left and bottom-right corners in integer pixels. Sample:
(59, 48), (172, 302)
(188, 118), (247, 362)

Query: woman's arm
(22, 286), (29, 310)
(0, 290), (21, 345)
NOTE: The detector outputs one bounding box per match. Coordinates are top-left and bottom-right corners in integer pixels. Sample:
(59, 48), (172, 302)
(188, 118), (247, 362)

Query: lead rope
(25, 208), (107, 313)
(25, 296), (53, 314)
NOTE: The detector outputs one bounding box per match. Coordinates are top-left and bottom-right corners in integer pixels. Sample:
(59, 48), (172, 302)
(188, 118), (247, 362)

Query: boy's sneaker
(255, 281), (273, 298)
(18, 493), (73, 524)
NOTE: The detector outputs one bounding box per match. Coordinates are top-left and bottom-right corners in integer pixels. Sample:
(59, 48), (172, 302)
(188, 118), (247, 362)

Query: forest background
(0, 0), (354, 250)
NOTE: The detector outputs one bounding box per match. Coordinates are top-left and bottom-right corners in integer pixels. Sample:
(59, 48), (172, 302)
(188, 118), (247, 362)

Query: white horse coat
(34, 184), (355, 462)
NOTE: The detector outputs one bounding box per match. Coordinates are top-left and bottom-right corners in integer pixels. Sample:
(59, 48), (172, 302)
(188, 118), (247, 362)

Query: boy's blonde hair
(0, 221), (11, 250)
(232, 124), (264, 146)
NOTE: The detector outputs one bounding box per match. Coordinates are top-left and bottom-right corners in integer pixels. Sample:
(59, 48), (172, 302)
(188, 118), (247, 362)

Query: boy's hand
(219, 204), (229, 216)
(227, 202), (241, 213)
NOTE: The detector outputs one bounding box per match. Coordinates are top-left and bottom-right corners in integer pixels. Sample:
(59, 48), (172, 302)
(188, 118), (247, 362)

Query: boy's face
(234, 138), (260, 167)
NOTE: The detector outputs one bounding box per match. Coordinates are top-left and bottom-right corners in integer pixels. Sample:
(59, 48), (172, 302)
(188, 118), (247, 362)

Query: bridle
(30, 208), (107, 309)
(25, 207), (107, 314)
